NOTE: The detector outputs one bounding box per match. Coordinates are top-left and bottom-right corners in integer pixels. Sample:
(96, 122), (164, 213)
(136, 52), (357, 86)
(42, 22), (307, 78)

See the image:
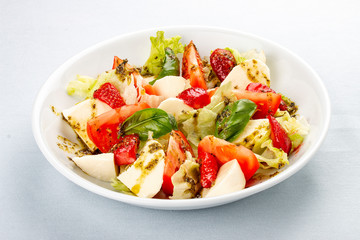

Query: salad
(60, 31), (310, 199)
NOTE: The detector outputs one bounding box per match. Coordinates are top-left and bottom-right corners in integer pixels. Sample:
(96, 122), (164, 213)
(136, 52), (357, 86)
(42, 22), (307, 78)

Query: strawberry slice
(113, 134), (140, 166)
(93, 82), (125, 109)
(177, 87), (210, 109)
(210, 48), (237, 82)
(182, 41), (207, 90)
(199, 152), (219, 188)
(267, 115), (292, 154)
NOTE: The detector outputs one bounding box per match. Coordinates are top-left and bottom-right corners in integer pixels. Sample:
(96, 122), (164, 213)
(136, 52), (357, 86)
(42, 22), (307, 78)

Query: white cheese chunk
(72, 153), (117, 182)
(62, 99), (112, 152)
(221, 59), (271, 90)
(153, 76), (189, 99)
(202, 159), (246, 198)
(118, 139), (165, 198)
(232, 119), (269, 150)
(158, 98), (194, 120)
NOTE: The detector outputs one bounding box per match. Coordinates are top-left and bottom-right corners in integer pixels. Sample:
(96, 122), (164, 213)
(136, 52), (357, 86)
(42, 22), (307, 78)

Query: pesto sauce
(131, 142), (164, 195)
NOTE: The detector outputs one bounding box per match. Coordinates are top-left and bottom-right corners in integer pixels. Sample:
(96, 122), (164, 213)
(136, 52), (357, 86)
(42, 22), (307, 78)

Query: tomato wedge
(232, 89), (281, 119)
(182, 41), (207, 90)
(198, 135), (259, 181)
(87, 103), (150, 153)
(162, 130), (194, 195)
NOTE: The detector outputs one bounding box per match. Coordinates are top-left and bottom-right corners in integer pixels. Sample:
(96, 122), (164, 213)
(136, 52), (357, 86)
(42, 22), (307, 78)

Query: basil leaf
(120, 108), (176, 141)
(168, 114), (178, 130)
(215, 99), (257, 142)
(149, 47), (180, 85)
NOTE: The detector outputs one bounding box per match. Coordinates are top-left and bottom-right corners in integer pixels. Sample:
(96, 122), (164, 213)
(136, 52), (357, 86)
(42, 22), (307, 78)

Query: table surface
(1, 0), (360, 239)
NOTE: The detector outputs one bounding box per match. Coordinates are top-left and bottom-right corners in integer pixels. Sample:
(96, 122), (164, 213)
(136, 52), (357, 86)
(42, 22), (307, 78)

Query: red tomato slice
(87, 103), (150, 153)
(232, 89), (282, 119)
(182, 41), (207, 90)
(162, 130), (194, 195)
(198, 135), (259, 181)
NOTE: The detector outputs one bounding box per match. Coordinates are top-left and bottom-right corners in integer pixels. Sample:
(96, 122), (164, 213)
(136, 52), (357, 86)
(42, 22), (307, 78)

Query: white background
(1, 0), (360, 239)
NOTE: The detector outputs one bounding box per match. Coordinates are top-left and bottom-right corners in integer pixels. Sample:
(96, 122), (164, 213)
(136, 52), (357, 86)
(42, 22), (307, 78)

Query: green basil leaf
(168, 114), (178, 130)
(120, 108), (176, 141)
(215, 99), (257, 142)
(149, 47), (180, 85)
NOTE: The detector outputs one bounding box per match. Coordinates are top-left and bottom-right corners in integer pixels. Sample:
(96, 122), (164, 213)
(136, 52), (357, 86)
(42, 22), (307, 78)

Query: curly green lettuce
(66, 75), (97, 99)
(255, 140), (289, 169)
(225, 47), (267, 64)
(142, 31), (185, 76)
(111, 178), (135, 196)
(225, 47), (246, 64)
(276, 111), (310, 150)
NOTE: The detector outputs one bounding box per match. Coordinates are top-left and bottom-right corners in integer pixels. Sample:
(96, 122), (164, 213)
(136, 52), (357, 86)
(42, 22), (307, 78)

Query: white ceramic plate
(32, 26), (330, 210)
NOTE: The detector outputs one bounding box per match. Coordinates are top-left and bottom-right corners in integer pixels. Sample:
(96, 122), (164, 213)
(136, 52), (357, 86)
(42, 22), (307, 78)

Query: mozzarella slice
(158, 98), (194, 120)
(152, 76), (189, 98)
(72, 153), (118, 182)
(202, 159), (246, 198)
(232, 119), (269, 150)
(221, 59), (271, 90)
(118, 139), (165, 198)
(62, 99), (112, 151)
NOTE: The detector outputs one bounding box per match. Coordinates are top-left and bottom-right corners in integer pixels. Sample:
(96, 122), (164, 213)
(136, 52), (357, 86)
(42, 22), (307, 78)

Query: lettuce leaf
(225, 47), (267, 64)
(255, 140), (289, 169)
(180, 108), (218, 148)
(205, 82), (236, 114)
(276, 111), (310, 150)
(225, 47), (246, 64)
(66, 75), (97, 99)
(111, 178), (135, 196)
(142, 31), (185, 76)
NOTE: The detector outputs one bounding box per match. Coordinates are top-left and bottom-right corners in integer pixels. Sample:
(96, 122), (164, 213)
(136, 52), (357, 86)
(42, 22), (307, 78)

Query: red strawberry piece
(113, 134), (140, 166)
(177, 87), (211, 109)
(199, 152), (219, 188)
(267, 115), (292, 154)
(93, 82), (125, 109)
(210, 48), (237, 82)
